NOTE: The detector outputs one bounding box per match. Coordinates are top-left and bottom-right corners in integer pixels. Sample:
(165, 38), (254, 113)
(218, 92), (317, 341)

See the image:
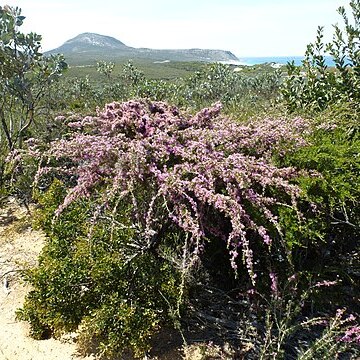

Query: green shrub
(17, 180), (183, 358)
(281, 0), (360, 112)
(273, 112), (360, 324)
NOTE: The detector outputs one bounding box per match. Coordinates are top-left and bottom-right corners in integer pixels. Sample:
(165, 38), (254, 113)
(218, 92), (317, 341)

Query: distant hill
(45, 32), (240, 65)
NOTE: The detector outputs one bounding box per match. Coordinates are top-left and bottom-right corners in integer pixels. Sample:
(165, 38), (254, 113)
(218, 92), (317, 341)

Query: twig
(330, 216), (358, 228)
(0, 269), (24, 280)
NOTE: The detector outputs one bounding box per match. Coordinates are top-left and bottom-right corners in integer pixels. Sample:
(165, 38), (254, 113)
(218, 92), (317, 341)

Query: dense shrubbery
(1, 1), (359, 359)
(30, 100), (310, 282)
(278, 3), (360, 308)
(42, 60), (283, 116)
(17, 100), (359, 358)
(182, 63), (281, 110)
(18, 179), (182, 358)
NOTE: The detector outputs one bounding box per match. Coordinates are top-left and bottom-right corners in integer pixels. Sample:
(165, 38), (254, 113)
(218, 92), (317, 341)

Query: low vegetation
(1, 1), (359, 359)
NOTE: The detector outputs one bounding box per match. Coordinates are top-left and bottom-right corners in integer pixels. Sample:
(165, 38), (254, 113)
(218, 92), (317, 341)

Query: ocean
(236, 56), (336, 67)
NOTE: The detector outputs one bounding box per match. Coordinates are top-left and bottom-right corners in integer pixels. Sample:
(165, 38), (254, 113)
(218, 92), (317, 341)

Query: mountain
(52, 33), (130, 53)
(46, 32), (240, 64)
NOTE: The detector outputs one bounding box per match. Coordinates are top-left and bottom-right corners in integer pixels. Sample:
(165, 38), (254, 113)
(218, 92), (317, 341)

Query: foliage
(274, 115), (360, 328)
(257, 277), (359, 359)
(17, 100), (319, 357)
(18, 179), (182, 358)
(278, 6), (360, 323)
(273, 70), (360, 358)
(5, 2), (359, 359)
(277, 6), (360, 330)
(0, 5), (67, 196)
(91, 61), (283, 113)
(35, 100), (312, 283)
(15, 59), (282, 125)
(0, 5), (67, 151)
(185, 63), (281, 107)
(96, 60), (115, 79)
(281, 0), (360, 112)
(121, 61), (178, 102)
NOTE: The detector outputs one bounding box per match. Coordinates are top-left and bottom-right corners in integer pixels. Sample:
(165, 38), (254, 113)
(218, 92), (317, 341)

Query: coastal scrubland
(0, 2), (359, 359)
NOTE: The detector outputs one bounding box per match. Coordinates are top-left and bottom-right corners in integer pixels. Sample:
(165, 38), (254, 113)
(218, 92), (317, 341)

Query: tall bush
(281, 0), (360, 112)
(0, 5), (67, 151)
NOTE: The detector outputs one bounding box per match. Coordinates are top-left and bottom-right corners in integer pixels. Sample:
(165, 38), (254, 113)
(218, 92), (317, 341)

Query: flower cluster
(36, 100), (310, 284)
(269, 272), (279, 297)
(340, 325), (360, 344)
(314, 280), (339, 288)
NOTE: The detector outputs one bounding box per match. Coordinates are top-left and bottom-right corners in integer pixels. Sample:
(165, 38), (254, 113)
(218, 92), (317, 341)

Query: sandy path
(0, 199), (94, 360)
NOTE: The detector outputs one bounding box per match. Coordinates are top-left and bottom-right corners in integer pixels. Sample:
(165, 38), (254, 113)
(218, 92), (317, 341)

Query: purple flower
(314, 280), (338, 288)
(31, 99), (310, 285)
(340, 326), (360, 344)
(269, 272), (279, 296)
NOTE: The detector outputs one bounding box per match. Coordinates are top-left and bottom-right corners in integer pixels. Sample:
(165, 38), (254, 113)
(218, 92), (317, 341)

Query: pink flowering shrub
(20, 100), (360, 358)
(35, 100), (309, 285)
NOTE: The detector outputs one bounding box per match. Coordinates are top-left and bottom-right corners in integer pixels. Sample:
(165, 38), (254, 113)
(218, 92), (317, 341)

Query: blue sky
(4, 0), (346, 57)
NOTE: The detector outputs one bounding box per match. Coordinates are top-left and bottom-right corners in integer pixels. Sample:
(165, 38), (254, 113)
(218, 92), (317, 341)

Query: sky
(3, 0), (348, 57)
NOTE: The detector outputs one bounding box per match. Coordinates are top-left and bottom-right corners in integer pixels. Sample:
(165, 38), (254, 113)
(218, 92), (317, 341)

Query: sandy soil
(0, 198), (95, 360)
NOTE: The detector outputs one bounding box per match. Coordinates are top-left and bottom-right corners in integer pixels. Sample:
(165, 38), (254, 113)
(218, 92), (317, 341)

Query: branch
(18, 106), (34, 136)
(330, 204), (358, 228)
(0, 268), (24, 280)
(330, 216), (358, 228)
(0, 106), (13, 150)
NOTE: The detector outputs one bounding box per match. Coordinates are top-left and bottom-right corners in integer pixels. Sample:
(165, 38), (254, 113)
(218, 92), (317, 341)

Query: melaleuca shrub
(21, 100), (314, 357)
(35, 100), (312, 282)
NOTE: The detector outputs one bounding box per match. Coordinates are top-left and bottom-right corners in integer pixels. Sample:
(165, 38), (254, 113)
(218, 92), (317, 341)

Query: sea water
(237, 56), (336, 67)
